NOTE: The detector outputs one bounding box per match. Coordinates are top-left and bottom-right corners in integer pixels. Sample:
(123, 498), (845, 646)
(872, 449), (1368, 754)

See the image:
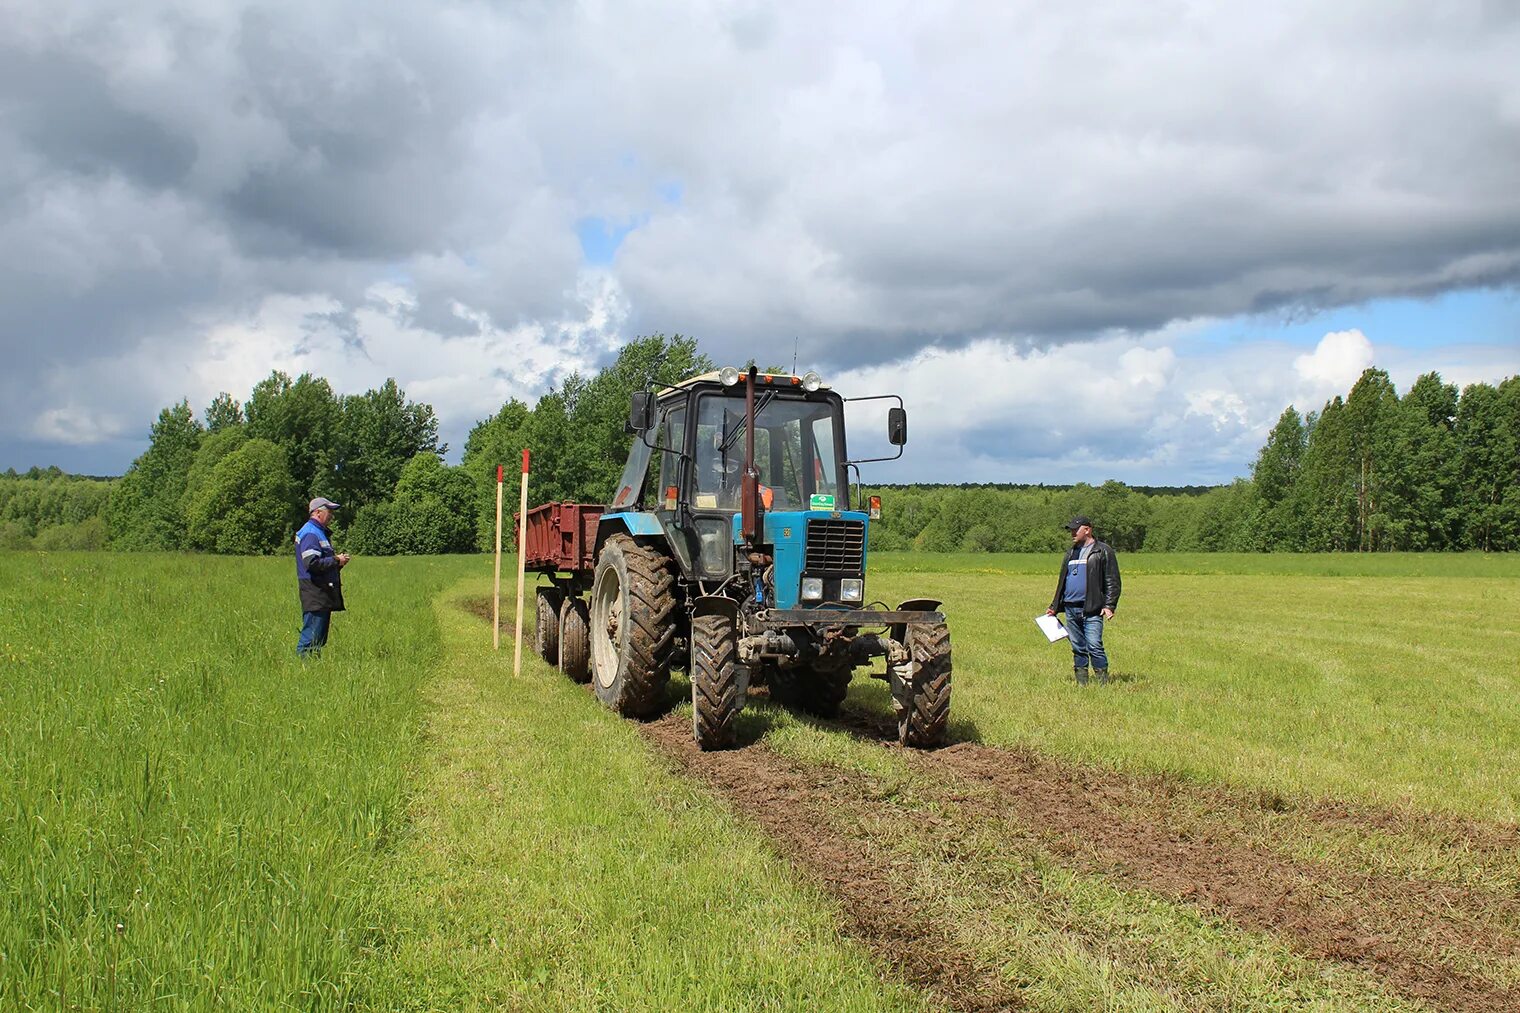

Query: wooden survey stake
(513, 449), (530, 677)
(493, 464), (504, 650)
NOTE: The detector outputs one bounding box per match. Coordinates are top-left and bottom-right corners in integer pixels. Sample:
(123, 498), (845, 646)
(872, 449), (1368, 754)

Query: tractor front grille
(805, 518), (865, 574)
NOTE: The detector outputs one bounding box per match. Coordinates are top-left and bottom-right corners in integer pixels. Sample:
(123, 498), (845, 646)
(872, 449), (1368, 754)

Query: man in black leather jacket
(1046, 516), (1121, 685)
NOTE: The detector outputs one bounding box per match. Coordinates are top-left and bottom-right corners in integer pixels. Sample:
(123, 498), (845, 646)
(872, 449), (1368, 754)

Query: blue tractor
(551, 365), (950, 751)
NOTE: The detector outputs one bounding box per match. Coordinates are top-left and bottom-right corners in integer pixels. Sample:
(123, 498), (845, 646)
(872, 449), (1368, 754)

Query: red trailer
(517, 501), (605, 576)
(517, 502), (603, 683)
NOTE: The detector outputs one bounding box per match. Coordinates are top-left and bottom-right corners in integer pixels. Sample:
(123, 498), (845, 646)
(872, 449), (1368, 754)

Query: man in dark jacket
(1046, 516), (1121, 685)
(295, 497), (349, 657)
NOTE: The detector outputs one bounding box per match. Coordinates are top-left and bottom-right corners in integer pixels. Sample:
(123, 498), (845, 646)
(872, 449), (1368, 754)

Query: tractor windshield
(694, 392), (842, 511)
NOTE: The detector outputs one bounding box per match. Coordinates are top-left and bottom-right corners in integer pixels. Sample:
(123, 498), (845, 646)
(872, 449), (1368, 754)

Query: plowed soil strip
(646, 704), (1520, 1013)
(640, 714), (1025, 1011)
(913, 741), (1519, 1012)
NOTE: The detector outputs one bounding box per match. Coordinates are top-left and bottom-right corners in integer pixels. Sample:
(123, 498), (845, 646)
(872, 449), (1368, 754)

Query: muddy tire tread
(535, 588), (563, 664)
(691, 613), (744, 750)
(558, 598), (591, 683)
(599, 535), (677, 716)
(898, 623), (951, 748)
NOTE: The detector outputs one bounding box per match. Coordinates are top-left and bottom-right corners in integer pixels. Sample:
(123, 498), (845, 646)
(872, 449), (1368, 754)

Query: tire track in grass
(639, 713), (1027, 1012)
(828, 704), (1520, 1012)
(918, 741), (1519, 1013)
(643, 698), (1519, 1012)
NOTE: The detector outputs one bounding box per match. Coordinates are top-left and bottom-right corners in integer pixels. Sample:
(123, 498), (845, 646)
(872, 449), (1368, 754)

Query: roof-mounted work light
(801, 370), (823, 392)
(719, 366), (740, 386)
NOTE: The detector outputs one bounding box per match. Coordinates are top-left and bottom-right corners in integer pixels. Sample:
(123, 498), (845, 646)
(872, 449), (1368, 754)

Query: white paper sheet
(1035, 614), (1068, 643)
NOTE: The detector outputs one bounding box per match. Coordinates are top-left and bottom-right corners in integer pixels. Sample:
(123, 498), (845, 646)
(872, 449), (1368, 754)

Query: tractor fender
(594, 512), (664, 557)
(691, 594), (741, 623)
(891, 597), (944, 646)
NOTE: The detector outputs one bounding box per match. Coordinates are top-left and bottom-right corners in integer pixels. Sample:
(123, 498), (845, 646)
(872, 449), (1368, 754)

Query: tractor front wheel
(892, 622), (951, 748)
(558, 597), (590, 683)
(535, 587), (564, 664)
(589, 535), (676, 716)
(691, 612), (747, 750)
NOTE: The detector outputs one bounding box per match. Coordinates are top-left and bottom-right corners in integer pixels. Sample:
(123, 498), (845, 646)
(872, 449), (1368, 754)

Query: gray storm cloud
(0, 0), (1517, 471)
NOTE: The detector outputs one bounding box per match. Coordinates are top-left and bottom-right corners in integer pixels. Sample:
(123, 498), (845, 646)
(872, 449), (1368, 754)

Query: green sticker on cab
(809, 494), (836, 511)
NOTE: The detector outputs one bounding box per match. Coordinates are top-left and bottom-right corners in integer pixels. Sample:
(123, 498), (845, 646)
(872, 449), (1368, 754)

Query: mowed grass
(0, 551), (475, 1009)
(866, 551), (1520, 819)
(354, 582), (922, 1012)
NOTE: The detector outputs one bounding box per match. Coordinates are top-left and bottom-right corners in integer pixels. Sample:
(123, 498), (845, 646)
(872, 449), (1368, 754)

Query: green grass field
(2, 550), (1516, 1010)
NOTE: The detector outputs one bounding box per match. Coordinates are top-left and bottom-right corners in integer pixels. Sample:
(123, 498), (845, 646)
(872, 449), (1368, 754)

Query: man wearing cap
(295, 497), (350, 657)
(1046, 516), (1121, 685)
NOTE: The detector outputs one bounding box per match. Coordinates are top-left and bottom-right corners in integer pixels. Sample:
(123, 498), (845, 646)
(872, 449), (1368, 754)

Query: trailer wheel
(558, 597), (591, 684)
(893, 622), (951, 748)
(770, 661), (852, 718)
(535, 587), (564, 664)
(589, 535), (675, 716)
(691, 612), (747, 750)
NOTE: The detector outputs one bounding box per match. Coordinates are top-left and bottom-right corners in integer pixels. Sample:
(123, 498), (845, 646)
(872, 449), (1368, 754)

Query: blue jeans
(1063, 605), (1108, 675)
(297, 610), (332, 657)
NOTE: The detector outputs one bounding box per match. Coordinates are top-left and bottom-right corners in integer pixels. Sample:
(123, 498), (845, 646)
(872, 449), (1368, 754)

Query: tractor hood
(733, 509), (871, 610)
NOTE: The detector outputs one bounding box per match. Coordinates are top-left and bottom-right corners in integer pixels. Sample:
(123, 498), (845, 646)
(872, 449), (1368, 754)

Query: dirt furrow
(639, 713), (1027, 1011)
(916, 740), (1520, 1013)
(646, 697), (1520, 1012)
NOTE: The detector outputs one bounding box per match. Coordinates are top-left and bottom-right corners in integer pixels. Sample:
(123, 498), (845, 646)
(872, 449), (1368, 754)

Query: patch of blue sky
(656, 180), (684, 206)
(575, 214), (648, 266)
(1180, 287), (1518, 353)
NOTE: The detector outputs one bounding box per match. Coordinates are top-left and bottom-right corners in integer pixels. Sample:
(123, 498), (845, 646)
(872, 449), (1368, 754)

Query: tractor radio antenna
(792, 337), (798, 375)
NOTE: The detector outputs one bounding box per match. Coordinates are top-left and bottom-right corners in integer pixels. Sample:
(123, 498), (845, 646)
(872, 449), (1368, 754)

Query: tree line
(865, 368), (1518, 552)
(2, 348), (1515, 554)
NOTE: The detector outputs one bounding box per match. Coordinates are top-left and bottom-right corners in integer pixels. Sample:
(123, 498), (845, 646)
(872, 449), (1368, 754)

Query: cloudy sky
(2, 1), (1517, 484)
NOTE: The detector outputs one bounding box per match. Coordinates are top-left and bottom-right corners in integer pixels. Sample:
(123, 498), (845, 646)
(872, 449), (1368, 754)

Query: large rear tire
(770, 660), (852, 718)
(589, 535), (676, 717)
(691, 612), (746, 750)
(893, 622), (951, 748)
(535, 587), (564, 664)
(558, 597), (590, 684)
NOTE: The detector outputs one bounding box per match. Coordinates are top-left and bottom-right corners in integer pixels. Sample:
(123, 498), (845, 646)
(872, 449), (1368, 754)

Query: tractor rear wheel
(770, 660), (852, 718)
(535, 587), (564, 664)
(589, 535), (676, 716)
(558, 597), (590, 683)
(691, 612), (746, 750)
(893, 622), (951, 748)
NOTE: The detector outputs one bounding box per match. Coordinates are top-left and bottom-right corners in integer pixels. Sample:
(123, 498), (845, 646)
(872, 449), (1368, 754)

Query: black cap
(1064, 516), (1093, 530)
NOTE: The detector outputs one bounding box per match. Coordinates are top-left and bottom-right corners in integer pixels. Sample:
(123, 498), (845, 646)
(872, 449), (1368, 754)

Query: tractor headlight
(719, 366), (741, 386)
(801, 370), (823, 392)
(800, 577), (824, 601)
(840, 578), (864, 602)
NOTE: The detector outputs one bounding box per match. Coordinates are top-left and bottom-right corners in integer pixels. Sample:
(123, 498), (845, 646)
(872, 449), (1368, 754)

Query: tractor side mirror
(887, 406), (908, 446)
(627, 391), (654, 434)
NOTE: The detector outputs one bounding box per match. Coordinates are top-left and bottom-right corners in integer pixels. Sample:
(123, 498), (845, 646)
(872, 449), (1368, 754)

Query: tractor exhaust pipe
(741, 365), (760, 544)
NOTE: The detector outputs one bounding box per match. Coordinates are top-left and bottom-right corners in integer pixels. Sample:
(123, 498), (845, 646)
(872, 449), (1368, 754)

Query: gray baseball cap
(309, 497), (342, 513)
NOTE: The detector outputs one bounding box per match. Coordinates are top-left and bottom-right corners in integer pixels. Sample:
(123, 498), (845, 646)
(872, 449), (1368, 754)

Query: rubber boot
(1094, 668), (1109, 686)
(1074, 666), (1089, 686)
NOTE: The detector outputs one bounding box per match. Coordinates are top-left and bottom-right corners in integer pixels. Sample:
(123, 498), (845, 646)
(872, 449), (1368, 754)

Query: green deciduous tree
(1456, 380), (1520, 551)
(204, 392), (245, 432)
(1344, 368), (1399, 551)
(1250, 406), (1306, 549)
(333, 378), (443, 511)
(107, 401), (204, 550)
(348, 453), (475, 555)
(183, 439), (297, 555)
(245, 372), (343, 503)
(1379, 372), (1461, 550)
